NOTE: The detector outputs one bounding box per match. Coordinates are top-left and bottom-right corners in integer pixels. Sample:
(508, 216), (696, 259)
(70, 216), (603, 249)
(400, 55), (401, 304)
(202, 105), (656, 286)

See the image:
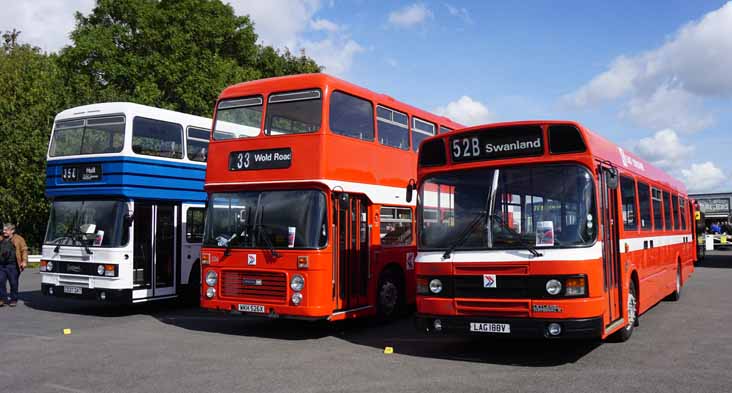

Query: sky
(2, 0), (732, 194)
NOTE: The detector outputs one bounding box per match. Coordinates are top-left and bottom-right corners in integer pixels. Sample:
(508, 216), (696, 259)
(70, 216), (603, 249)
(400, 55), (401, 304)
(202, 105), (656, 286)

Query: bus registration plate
(469, 322), (510, 334)
(63, 286), (83, 295)
(238, 304), (265, 313)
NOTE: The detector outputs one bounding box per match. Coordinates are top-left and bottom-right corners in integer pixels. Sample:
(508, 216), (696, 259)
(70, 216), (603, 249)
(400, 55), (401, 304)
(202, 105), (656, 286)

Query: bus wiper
(491, 214), (542, 257)
(253, 224), (281, 259)
(442, 210), (488, 260)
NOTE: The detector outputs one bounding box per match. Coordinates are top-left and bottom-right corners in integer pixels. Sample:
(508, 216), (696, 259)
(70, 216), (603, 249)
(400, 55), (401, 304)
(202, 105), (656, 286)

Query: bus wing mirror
(339, 193), (350, 210)
(406, 179), (416, 203)
(605, 167), (619, 189)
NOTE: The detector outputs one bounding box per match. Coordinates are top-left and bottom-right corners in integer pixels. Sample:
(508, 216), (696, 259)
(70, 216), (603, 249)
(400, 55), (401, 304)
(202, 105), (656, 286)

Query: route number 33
(235, 152), (251, 169)
(452, 137), (481, 159)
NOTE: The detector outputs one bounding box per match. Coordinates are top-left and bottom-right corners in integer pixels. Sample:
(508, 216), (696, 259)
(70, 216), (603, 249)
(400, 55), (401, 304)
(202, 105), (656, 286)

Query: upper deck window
(132, 117), (183, 159)
(214, 96), (263, 140)
(187, 126), (210, 162)
(377, 105), (409, 150)
(412, 117), (436, 152)
(49, 116), (125, 157)
(329, 91), (374, 141)
(439, 126), (453, 134)
(265, 90), (322, 135)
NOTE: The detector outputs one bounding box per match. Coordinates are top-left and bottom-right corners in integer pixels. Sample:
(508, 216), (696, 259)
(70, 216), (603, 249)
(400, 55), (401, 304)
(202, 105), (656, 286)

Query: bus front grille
(221, 270), (287, 303)
(455, 299), (530, 317)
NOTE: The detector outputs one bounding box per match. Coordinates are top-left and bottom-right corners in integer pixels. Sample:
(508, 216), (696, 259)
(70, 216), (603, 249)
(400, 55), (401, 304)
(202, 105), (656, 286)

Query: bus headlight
(429, 279), (443, 294)
(291, 292), (303, 305)
(205, 271), (218, 286)
(290, 274), (304, 292)
(546, 279), (562, 295)
(205, 287), (216, 299)
(97, 265), (105, 276)
(46, 261), (54, 272)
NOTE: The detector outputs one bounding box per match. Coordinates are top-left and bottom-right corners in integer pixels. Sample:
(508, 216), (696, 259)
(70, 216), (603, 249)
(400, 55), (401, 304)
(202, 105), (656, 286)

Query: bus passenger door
(600, 166), (623, 326)
(132, 201), (176, 299)
(333, 193), (370, 311)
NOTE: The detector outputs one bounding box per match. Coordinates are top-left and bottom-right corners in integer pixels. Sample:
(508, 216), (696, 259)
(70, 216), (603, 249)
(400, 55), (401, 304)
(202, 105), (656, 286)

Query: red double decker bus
(411, 121), (698, 340)
(200, 73), (461, 320)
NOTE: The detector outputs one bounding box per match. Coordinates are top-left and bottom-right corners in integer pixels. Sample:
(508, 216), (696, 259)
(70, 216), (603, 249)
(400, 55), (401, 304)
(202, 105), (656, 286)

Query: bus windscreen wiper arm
(442, 210), (488, 259)
(491, 214), (542, 257)
(254, 224), (281, 259)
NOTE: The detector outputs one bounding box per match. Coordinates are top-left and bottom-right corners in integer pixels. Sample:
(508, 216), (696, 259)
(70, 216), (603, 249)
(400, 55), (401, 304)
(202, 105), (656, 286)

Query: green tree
(0, 33), (68, 251)
(59, 0), (321, 116)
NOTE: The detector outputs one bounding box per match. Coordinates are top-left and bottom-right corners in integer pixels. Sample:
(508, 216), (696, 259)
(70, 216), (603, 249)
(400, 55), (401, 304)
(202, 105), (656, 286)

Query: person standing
(0, 223), (28, 307)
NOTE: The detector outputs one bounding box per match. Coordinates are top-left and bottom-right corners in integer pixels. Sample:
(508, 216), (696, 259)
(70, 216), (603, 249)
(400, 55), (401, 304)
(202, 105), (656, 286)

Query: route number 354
(452, 137), (481, 159)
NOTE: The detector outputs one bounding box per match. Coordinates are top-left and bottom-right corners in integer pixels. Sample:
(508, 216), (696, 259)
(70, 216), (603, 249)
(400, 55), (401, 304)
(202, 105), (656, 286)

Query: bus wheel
(668, 263), (682, 302)
(611, 280), (637, 342)
(377, 270), (403, 320)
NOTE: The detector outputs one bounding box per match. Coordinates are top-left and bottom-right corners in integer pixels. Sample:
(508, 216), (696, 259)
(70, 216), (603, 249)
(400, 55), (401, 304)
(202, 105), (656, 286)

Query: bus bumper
(415, 314), (603, 339)
(42, 284), (132, 303)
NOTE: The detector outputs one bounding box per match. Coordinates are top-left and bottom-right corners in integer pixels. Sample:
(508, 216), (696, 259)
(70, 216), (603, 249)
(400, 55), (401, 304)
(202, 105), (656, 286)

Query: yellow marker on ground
(384, 346), (394, 354)
(63, 328), (72, 335)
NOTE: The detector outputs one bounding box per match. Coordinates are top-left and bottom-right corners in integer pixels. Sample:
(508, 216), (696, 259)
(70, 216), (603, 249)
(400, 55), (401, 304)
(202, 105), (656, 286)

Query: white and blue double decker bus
(40, 102), (211, 303)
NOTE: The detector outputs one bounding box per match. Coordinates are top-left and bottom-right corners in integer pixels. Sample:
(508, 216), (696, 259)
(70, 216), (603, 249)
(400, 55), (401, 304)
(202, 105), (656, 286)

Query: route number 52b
(452, 137), (481, 159)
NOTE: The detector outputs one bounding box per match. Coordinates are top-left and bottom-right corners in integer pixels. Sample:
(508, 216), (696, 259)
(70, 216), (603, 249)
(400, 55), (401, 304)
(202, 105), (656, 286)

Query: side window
(329, 91), (374, 141)
(439, 126), (453, 134)
(377, 106), (409, 150)
(132, 117), (183, 159)
(412, 117), (436, 152)
(186, 208), (205, 243)
(187, 127), (210, 162)
(620, 176), (637, 231)
(380, 207), (413, 246)
(652, 188), (663, 231)
(663, 191), (672, 230)
(679, 197), (687, 230)
(672, 195), (680, 230)
(638, 182), (652, 231)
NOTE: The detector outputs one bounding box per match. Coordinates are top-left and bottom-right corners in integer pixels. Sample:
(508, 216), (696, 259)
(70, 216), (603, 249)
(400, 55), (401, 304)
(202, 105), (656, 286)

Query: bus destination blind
(61, 164), (103, 182)
(450, 126), (544, 163)
(229, 148), (292, 171)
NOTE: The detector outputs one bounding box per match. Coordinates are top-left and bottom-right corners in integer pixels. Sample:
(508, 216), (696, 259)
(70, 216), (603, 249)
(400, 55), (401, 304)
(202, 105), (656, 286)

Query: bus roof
(219, 73), (463, 130)
(54, 102), (213, 128)
(429, 120), (688, 195)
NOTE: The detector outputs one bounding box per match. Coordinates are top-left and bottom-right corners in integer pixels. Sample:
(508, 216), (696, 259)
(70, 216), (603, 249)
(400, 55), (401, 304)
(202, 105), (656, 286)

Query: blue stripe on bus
(45, 155), (207, 202)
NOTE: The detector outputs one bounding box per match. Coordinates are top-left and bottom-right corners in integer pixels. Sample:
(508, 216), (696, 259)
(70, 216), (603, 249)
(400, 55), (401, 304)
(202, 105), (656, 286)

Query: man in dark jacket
(0, 223), (28, 307)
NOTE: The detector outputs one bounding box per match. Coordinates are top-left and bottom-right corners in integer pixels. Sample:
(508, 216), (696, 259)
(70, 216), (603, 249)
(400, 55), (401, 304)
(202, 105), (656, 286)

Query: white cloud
(445, 3), (472, 24)
(564, 2), (732, 133)
(301, 38), (363, 76)
(633, 129), (693, 170)
(681, 162), (726, 193)
(435, 96), (495, 126)
(310, 18), (339, 32)
(622, 84), (714, 133)
(231, 0), (362, 76)
(0, 0), (95, 52)
(229, 0), (321, 49)
(388, 3), (433, 28)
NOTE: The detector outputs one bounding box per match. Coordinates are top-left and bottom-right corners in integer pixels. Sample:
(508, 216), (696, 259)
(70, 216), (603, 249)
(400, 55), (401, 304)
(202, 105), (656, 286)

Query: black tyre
(610, 280), (637, 342)
(377, 269), (404, 320)
(181, 262), (200, 306)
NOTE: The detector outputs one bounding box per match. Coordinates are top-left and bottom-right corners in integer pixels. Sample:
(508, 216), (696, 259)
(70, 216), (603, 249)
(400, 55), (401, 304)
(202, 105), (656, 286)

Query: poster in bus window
(536, 221), (554, 247)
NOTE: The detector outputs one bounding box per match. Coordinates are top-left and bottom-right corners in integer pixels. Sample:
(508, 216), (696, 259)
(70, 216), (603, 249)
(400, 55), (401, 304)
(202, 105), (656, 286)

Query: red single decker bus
(200, 73), (462, 321)
(410, 121), (698, 340)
